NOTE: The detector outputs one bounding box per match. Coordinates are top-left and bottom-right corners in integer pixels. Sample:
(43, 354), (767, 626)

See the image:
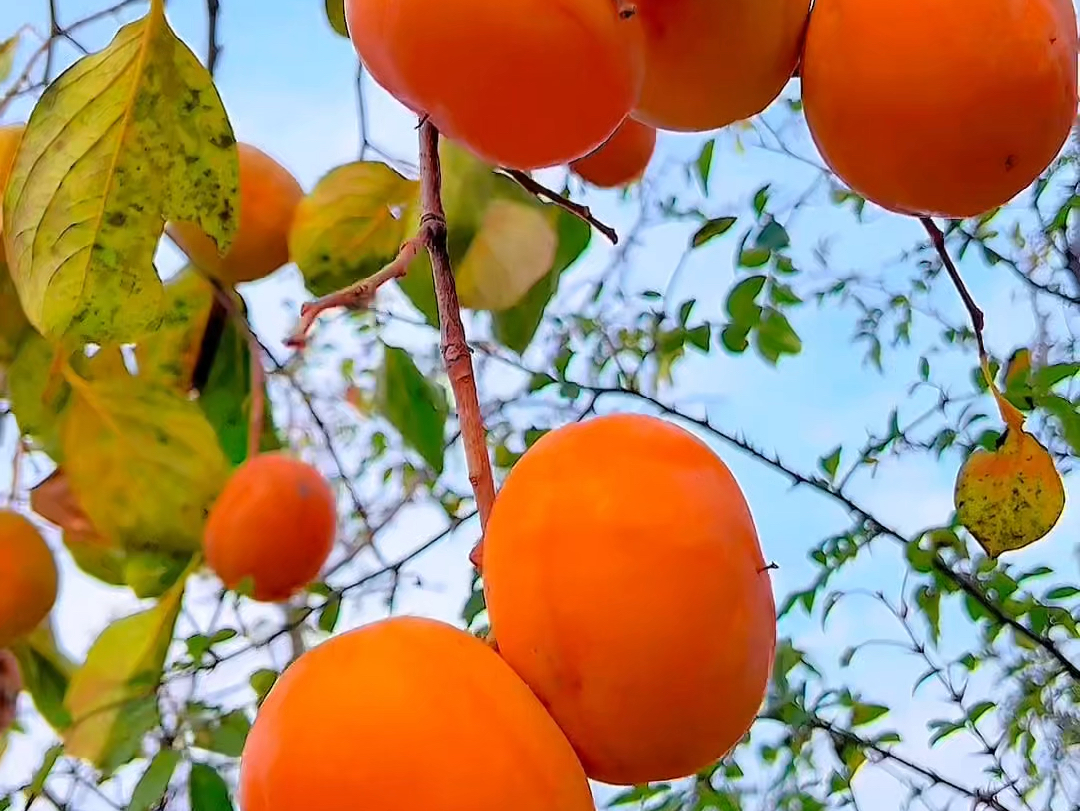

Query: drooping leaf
(60, 369), (231, 556)
(454, 198), (558, 312)
(289, 160), (417, 298)
(2, 1), (239, 344)
(954, 358), (1065, 558)
(188, 763), (234, 811)
(7, 332), (70, 459)
(127, 749), (181, 811)
(374, 344), (448, 474)
(63, 567), (190, 771)
(324, 0), (349, 37)
(8, 619), (77, 732)
(492, 209), (591, 355)
(30, 468), (127, 586)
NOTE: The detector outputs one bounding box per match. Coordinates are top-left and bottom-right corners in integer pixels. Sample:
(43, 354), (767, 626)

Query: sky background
(1, 1), (1079, 809)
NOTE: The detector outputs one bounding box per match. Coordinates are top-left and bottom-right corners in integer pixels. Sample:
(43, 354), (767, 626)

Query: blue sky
(1, 2), (1078, 809)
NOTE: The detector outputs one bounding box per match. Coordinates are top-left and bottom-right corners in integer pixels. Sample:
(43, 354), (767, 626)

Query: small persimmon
(631, 0), (810, 132)
(482, 413), (776, 786)
(167, 143), (303, 285)
(343, 0), (646, 170)
(570, 118), (657, 189)
(800, 0), (1078, 217)
(239, 615), (596, 811)
(0, 510), (59, 649)
(203, 453), (337, 603)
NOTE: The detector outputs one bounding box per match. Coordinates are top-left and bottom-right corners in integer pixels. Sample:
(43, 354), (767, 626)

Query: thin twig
(284, 236), (423, 348)
(247, 334), (265, 461)
(419, 119), (496, 569)
(501, 168), (620, 245)
(206, 0), (221, 74)
(920, 217), (987, 359)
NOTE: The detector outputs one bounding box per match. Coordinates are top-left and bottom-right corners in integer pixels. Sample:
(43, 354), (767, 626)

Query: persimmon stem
(418, 119), (497, 570)
(500, 168), (620, 245)
(284, 236), (423, 349)
(920, 217), (988, 361)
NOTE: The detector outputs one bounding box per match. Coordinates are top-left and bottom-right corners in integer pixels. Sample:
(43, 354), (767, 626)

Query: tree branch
(501, 168), (619, 245)
(921, 217), (986, 359)
(419, 119), (496, 569)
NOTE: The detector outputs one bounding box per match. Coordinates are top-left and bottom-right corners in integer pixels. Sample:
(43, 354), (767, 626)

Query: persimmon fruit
(167, 143), (303, 285)
(0, 124), (25, 262)
(631, 0), (810, 132)
(203, 453), (337, 603)
(342, 0), (646, 170)
(482, 413), (776, 786)
(800, 0), (1078, 217)
(0, 510), (59, 649)
(239, 615), (596, 811)
(570, 118), (657, 188)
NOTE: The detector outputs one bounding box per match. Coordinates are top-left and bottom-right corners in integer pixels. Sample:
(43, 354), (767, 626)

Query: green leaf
(374, 344), (448, 474)
(819, 447), (842, 480)
(756, 220), (790, 251)
(752, 185), (771, 217)
(691, 216), (737, 248)
(63, 567), (189, 771)
(288, 160), (417, 298)
(324, 0), (349, 37)
(195, 710), (250, 758)
(249, 669), (278, 705)
(0, 36), (18, 84)
(851, 703), (889, 727)
(721, 323), (751, 354)
(754, 308), (802, 363)
(3, 5), (238, 344)
(492, 209), (591, 355)
(27, 744), (63, 796)
(60, 370), (231, 556)
(966, 700), (995, 726)
(128, 749), (181, 811)
(7, 333), (69, 460)
(1045, 585), (1080, 601)
(9, 623), (76, 732)
(725, 276), (766, 323)
(189, 763), (234, 811)
(318, 594), (342, 633)
(695, 139), (715, 194)
(738, 246), (771, 268)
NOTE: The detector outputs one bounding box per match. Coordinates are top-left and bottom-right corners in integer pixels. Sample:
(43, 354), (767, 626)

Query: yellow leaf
(0, 259), (30, 369)
(0, 34), (18, 85)
(953, 357), (1065, 558)
(2, 2), (238, 344)
(59, 369), (230, 556)
(62, 566), (190, 770)
(288, 160), (417, 297)
(455, 198), (558, 312)
(134, 266), (217, 388)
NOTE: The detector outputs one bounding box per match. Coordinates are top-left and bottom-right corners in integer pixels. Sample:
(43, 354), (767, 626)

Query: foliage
(0, 2), (1078, 811)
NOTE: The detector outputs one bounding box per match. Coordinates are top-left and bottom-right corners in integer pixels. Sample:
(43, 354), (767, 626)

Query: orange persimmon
(570, 118), (656, 188)
(800, 0), (1078, 217)
(203, 453), (337, 602)
(167, 143), (303, 285)
(239, 615), (596, 811)
(482, 413), (777, 786)
(343, 0), (646, 170)
(0, 510), (59, 649)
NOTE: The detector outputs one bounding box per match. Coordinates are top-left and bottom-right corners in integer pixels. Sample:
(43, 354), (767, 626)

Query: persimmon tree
(0, 1), (1079, 810)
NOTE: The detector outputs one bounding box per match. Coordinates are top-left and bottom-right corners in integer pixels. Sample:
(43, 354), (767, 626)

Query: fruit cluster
(342, 0), (1078, 215)
(237, 413), (777, 808)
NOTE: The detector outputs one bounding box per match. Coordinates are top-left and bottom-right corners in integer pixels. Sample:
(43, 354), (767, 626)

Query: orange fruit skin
(166, 143), (303, 285)
(482, 413), (777, 786)
(239, 615), (596, 811)
(632, 0), (810, 132)
(0, 510), (59, 649)
(343, 0), (646, 170)
(202, 453), (337, 603)
(570, 118), (657, 188)
(801, 0), (1078, 218)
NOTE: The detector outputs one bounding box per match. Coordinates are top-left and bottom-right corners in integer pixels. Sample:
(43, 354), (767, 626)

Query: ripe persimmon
(167, 143), (303, 285)
(240, 615), (596, 811)
(631, 0), (810, 132)
(800, 0), (1078, 217)
(570, 118), (656, 188)
(343, 0), (646, 170)
(0, 510), (59, 649)
(482, 413), (776, 786)
(203, 453), (337, 602)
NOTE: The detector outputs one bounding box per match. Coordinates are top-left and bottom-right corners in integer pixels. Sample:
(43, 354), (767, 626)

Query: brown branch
(419, 119), (497, 569)
(501, 168), (620, 245)
(284, 236), (423, 349)
(247, 334), (265, 461)
(920, 217), (987, 359)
